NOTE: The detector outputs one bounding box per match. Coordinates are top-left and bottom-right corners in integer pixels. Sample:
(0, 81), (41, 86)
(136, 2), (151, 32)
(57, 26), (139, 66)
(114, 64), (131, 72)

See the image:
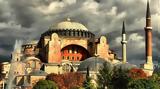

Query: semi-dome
(50, 18), (88, 31)
(29, 70), (48, 76)
(114, 63), (137, 70)
(78, 57), (111, 71)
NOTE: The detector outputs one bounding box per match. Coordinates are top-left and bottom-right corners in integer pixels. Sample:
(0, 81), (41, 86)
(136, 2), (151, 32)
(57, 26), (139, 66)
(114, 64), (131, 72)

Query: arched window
(67, 56), (69, 60)
(72, 57), (74, 61)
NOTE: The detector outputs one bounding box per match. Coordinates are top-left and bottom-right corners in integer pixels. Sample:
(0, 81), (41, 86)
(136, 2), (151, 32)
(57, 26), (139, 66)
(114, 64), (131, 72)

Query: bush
(46, 72), (85, 89)
(128, 68), (147, 79)
(33, 80), (58, 89)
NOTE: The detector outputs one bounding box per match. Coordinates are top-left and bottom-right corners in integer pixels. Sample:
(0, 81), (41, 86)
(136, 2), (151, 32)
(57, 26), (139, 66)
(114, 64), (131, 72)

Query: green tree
(151, 74), (160, 85)
(97, 62), (113, 89)
(83, 66), (97, 89)
(127, 78), (160, 89)
(83, 77), (97, 89)
(70, 86), (85, 89)
(111, 66), (130, 89)
(33, 80), (58, 89)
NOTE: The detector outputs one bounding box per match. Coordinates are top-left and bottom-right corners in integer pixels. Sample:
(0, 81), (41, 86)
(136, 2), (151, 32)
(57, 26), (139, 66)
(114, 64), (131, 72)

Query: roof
(29, 70), (48, 76)
(23, 57), (41, 62)
(50, 18), (88, 31)
(78, 57), (109, 71)
(114, 63), (137, 70)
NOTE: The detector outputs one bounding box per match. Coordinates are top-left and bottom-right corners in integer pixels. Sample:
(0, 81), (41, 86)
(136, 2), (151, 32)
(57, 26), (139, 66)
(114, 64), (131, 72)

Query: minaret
(11, 40), (22, 62)
(145, 0), (153, 64)
(141, 0), (153, 75)
(121, 21), (127, 63)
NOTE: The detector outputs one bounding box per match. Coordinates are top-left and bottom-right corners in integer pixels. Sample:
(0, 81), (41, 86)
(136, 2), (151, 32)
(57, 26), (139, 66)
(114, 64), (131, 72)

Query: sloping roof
(78, 57), (109, 71)
(114, 63), (137, 70)
(29, 70), (48, 76)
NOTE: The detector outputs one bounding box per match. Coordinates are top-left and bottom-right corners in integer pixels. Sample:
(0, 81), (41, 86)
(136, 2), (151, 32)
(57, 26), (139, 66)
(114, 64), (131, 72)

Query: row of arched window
(62, 56), (80, 61)
(43, 29), (95, 38)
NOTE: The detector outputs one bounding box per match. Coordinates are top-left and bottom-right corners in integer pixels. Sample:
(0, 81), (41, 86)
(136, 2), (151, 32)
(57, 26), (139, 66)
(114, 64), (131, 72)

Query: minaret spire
(146, 0), (151, 18)
(146, 0), (151, 27)
(122, 21), (126, 34)
(121, 21), (127, 63)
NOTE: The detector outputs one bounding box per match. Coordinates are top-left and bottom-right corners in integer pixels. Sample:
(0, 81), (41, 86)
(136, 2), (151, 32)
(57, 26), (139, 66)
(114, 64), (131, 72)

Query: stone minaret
(121, 21), (127, 63)
(145, 0), (153, 64)
(141, 0), (153, 75)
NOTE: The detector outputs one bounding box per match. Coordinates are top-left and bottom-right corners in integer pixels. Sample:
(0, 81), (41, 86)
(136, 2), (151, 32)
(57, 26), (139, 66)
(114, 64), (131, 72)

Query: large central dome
(50, 18), (88, 31)
(41, 18), (95, 39)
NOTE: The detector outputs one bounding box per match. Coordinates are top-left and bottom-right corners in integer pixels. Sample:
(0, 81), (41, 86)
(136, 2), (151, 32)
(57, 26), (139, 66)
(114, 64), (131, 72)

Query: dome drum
(42, 29), (95, 39)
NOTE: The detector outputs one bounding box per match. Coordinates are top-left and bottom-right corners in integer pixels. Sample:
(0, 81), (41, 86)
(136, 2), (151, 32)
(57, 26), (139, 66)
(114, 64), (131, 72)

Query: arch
(23, 57), (42, 70)
(61, 62), (75, 73)
(61, 44), (90, 61)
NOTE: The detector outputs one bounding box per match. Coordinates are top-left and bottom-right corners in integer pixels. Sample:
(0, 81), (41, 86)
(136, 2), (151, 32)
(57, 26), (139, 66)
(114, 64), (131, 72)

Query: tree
(111, 66), (130, 89)
(46, 73), (64, 88)
(46, 72), (85, 89)
(127, 78), (160, 89)
(70, 86), (84, 89)
(127, 70), (160, 89)
(83, 77), (97, 89)
(83, 66), (97, 89)
(33, 80), (58, 89)
(128, 68), (147, 79)
(97, 62), (113, 89)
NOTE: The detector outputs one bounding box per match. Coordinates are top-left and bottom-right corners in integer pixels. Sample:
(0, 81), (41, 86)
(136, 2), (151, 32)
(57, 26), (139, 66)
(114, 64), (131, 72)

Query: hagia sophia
(0, 0), (155, 89)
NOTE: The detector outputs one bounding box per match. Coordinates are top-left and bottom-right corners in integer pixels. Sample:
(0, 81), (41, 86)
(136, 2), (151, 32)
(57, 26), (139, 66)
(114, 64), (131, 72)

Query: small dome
(153, 66), (160, 74)
(78, 57), (109, 71)
(115, 63), (137, 70)
(50, 18), (88, 31)
(23, 57), (41, 62)
(29, 70), (48, 76)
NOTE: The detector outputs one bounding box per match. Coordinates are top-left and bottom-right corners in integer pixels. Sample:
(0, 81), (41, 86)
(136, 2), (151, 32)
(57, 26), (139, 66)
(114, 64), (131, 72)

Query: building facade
(0, 18), (118, 89)
(0, 1), (155, 88)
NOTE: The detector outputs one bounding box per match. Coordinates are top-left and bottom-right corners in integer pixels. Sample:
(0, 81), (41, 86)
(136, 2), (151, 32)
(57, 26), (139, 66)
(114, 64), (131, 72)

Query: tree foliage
(127, 78), (160, 89)
(128, 68), (147, 79)
(83, 77), (97, 89)
(97, 62), (113, 89)
(33, 80), (58, 89)
(46, 72), (85, 89)
(111, 66), (130, 89)
(96, 62), (160, 89)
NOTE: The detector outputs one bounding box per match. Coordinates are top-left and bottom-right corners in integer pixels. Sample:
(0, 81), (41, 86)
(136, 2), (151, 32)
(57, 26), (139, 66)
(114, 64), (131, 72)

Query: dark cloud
(0, 0), (159, 66)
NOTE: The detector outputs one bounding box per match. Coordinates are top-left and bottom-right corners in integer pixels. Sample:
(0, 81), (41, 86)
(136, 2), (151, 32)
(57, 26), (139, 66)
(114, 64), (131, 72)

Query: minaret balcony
(121, 41), (127, 44)
(144, 27), (152, 29)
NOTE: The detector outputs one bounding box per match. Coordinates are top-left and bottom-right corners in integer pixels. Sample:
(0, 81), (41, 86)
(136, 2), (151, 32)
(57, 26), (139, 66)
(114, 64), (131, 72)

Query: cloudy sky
(0, 0), (159, 66)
